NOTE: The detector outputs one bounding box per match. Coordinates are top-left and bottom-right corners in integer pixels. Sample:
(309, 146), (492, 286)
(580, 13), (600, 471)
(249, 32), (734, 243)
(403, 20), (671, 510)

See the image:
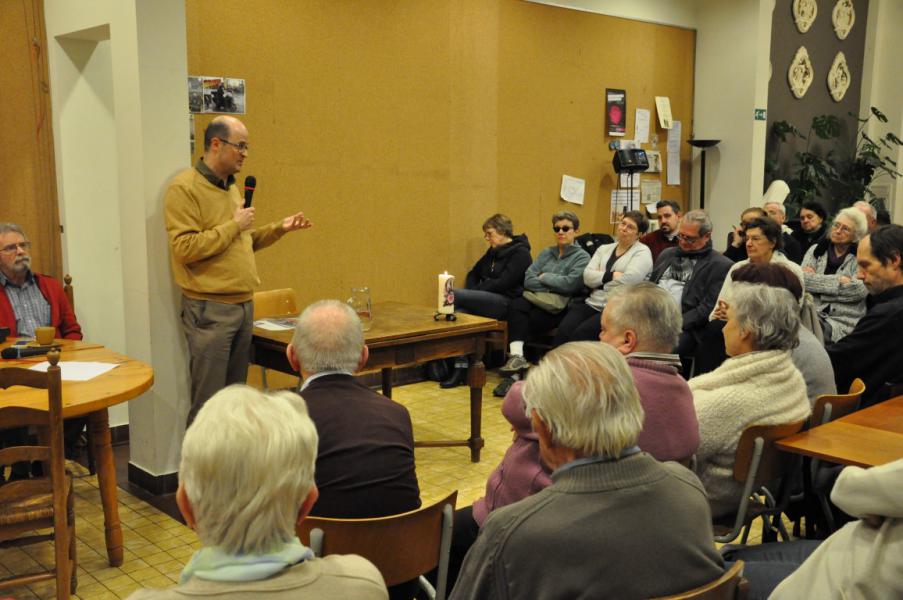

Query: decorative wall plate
(788, 46), (814, 99)
(828, 51), (850, 101)
(793, 0), (818, 33)
(832, 0), (855, 39)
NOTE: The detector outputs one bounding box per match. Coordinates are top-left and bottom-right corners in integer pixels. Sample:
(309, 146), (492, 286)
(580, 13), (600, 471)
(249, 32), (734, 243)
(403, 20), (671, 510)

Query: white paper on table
(641, 180), (662, 204)
(655, 96), (673, 129)
(619, 173), (640, 188)
(30, 361), (118, 382)
(666, 120), (682, 153)
(645, 150), (662, 173)
(667, 152), (681, 185)
(253, 318), (297, 331)
(560, 174), (585, 205)
(634, 108), (650, 144)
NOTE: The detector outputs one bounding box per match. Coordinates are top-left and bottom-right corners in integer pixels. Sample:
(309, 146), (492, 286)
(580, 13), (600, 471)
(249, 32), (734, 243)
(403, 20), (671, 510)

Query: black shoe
(426, 359), (451, 382)
(493, 377), (515, 397)
(440, 367), (468, 389)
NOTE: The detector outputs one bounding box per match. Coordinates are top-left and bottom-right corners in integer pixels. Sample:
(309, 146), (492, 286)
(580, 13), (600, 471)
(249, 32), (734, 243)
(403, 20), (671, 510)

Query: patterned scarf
(180, 537), (314, 584)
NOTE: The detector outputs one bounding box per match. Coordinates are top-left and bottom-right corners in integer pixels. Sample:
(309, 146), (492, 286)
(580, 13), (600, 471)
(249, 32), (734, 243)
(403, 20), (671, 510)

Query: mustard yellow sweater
(164, 167), (284, 303)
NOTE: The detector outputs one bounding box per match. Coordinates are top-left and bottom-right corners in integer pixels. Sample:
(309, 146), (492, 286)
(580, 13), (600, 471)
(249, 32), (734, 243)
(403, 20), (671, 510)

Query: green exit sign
(754, 108), (767, 121)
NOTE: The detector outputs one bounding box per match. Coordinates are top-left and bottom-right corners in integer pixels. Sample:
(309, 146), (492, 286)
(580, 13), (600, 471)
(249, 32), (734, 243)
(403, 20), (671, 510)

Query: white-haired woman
(689, 284), (811, 518)
(128, 385), (387, 599)
(801, 207), (869, 343)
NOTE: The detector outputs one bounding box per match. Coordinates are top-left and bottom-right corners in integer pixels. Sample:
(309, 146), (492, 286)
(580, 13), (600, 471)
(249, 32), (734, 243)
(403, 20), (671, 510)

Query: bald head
(289, 300), (366, 375)
(853, 201), (878, 232)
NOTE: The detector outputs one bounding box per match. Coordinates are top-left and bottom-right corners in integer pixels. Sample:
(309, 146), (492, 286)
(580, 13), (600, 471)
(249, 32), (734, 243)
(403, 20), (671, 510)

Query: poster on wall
(606, 89), (626, 136)
(188, 76), (247, 114)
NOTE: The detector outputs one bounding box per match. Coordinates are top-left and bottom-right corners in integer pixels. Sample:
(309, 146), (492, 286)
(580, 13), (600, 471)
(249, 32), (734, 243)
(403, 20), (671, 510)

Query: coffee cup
(35, 327), (56, 346)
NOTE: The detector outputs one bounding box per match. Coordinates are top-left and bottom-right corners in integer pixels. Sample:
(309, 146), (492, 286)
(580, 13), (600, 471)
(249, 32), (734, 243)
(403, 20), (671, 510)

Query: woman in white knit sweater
(689, 283), (811, 518)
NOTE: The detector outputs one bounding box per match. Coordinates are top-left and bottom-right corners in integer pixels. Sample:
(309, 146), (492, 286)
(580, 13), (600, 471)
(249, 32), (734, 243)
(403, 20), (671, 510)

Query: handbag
(523, 290), (569, 314)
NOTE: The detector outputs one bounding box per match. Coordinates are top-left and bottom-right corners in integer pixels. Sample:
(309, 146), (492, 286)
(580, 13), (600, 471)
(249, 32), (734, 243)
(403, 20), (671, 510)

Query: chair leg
(817, 493), (837, 533)
(260, 366), (269, 390)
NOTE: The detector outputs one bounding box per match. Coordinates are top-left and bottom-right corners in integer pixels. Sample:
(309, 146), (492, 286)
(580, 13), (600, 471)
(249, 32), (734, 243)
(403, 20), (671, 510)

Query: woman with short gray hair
(801, 207), (869, 342)
(689, 283), (811, 518)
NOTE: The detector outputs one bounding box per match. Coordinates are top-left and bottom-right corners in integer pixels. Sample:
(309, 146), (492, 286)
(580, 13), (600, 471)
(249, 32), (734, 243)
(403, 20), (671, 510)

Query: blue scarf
(180, 536), (314, 584)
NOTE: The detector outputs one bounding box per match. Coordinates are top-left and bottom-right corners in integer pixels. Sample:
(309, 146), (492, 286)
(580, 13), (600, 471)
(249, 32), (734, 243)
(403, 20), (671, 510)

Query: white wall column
(44, 0), (190, 486)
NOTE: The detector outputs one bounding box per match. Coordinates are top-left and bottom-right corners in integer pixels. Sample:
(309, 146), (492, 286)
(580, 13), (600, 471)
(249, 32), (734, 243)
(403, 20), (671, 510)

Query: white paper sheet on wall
(560, 175), (585, 205)
(634, 108), (650, 144)
(655, 96), (673, 129)
(666, 120), (682, 185)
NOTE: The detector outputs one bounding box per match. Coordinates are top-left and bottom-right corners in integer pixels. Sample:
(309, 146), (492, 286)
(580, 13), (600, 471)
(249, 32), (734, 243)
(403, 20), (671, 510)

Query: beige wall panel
(185, 1), (694, 310)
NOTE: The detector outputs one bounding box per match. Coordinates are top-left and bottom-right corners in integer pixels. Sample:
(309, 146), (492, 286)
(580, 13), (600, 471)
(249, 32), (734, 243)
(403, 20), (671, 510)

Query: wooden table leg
(88, 408), (123, 566)
(381, 367), (393, 398)
(467, 341), (487, 462)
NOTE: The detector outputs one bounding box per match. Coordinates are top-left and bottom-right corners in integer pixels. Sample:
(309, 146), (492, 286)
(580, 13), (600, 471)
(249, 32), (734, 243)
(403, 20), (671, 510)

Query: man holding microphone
(164, 116), (311, 425)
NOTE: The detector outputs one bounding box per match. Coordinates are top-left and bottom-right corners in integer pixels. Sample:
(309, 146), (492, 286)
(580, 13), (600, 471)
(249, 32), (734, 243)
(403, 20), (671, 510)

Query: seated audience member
(599, 283), (699, 462)
(876, 207), (891, 226)
(496, 211), (589, 395)
(724, 207), (766, 262)
(731, 262), (836, 402)
(853, 200), (878, 233)
(694, 216), (805, 375)
(454, 342), (724, 600)
(648, 210), (733, 357)
(639, 200), (681, 261)
(0, 222), (82, 339)
(763, 200), (803, 264)
(447, 380), (551, 592)
(827, 224), (903, 407)
(0, 222), (84, 481)
(792, 200), (829, 255)
(288, 300), (420, 518)
(127, 385), (387, 599)
(689, 284), (811, 518)
(802, 207), (869, 343)
(721, 458), (903, 600)
(552, 211), (652, 344)
(441, 214), (532, 388)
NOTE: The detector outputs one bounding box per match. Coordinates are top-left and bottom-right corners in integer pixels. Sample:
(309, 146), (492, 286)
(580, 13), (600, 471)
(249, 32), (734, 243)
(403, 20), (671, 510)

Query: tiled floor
(1, 371), (778, 598)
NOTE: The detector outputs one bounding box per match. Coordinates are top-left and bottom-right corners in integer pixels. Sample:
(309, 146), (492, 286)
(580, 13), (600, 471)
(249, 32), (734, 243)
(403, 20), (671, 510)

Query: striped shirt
(0, 270), (51, 338)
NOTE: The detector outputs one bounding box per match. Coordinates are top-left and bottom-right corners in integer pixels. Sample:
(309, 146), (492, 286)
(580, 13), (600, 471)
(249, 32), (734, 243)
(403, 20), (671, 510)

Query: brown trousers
(181, 296), (253, 426)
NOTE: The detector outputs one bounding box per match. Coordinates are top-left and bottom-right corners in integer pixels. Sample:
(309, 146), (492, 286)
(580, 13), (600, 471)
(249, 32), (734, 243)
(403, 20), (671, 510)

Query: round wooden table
(0, 338), (154, 566)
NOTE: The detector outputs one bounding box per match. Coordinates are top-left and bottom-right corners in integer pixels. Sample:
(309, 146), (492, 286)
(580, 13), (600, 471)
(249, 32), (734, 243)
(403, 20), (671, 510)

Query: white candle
(438, 271), (455, 314)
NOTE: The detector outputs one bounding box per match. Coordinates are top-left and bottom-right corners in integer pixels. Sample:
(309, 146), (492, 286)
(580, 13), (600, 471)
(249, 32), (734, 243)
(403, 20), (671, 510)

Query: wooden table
(252, 301), (500, 462)
(0, 338), (154, 566)
(777, 396), (903, 467)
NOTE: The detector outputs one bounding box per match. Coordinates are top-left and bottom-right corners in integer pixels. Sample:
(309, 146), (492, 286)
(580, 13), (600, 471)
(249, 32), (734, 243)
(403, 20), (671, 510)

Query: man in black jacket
(827, 225), (903, 407)
(649, 210), (733, 358)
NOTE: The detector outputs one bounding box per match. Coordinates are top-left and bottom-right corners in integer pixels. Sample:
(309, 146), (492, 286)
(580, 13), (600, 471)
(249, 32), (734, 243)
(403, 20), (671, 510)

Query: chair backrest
(652, 561), (748, 600)
(811, 378), (865, 427)
(733, 420), (806, 485)
(252, 288), (298, 320)
(63, 274), (74, 308)
(0, 350), (65, 508)
(297, 491), (457, 592)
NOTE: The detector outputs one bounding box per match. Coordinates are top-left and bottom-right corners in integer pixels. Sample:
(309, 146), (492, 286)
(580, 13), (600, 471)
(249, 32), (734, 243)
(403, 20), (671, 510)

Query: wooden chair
(0, 350), (77, 598)
(63, 274), (74, 308)
(651, 560), (748, 600)
(808, 378), (865, 533)
(298, 491), (457, 600)
(252, 288), (299, 389)
(713, 420), (807, 544)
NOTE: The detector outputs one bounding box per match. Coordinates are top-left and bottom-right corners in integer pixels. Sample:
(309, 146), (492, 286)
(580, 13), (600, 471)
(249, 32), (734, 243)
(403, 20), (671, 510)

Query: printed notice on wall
(666, 120), (682, 185)
(560, 175), (585, 205)
(634, 108), (650, 144)
(655, 96), (673, 129)
(606, 89), (627, 136)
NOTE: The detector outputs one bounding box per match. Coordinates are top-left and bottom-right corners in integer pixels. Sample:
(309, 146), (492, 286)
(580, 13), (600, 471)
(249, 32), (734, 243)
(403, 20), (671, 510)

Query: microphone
(1, 345), (53, 359)
(243, 175), (256, 209)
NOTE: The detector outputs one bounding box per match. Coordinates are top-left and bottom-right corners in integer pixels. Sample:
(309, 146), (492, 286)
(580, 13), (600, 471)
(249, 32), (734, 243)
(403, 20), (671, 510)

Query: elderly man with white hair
(763, 200), (803, 264)
(853, 200), (878, 233)
(452, 342), (724, 600)
(287, 300), (420, 520)
(801, 207), (870, 342)
(599, 282), (700, 463)
(127, 386), (388, 599)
